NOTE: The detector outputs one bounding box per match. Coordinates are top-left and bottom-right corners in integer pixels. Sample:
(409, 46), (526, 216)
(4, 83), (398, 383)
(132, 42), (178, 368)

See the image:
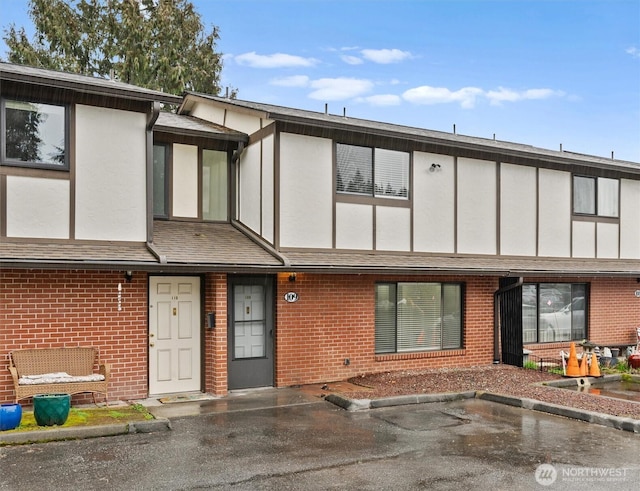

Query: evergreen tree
(3, 0), (232, 96)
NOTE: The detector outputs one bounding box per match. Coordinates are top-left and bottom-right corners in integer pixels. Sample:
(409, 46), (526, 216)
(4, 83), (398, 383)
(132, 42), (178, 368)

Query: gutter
(145, 102), (166, 263)
(231, 220), (291, 268)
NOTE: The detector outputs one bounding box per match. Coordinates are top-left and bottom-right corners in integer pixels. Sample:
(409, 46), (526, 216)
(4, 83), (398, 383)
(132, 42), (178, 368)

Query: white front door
(149, 276), (201, 395)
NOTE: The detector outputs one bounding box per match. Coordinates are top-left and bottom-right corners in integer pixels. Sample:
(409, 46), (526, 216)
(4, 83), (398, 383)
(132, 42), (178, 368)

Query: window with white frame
(336, 143), (409, 199)
(375, 282), (463, 353)
(1, 99), (68, 170)
(522, 283), (587, 343)
(573, 176), (618, 217)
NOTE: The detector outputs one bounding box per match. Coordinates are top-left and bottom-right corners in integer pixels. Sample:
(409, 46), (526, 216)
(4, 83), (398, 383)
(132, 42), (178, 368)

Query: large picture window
(573, 176), (618, 217)
(375, 282), (463, 353)
(336, 143), (409, 199)
(522, 283), (587, 343)
(1, 99), (68, 170)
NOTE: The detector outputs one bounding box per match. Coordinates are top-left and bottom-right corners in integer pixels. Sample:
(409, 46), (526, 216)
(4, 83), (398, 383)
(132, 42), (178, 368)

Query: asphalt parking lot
(1, 388), (639, 490)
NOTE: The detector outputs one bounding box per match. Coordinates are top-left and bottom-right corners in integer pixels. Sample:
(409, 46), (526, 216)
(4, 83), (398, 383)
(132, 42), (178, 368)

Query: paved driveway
(1, 393), (639, 490)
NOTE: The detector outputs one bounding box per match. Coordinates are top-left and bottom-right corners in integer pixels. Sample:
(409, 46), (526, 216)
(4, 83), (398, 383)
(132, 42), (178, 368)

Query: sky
(1, 0), (639, 162)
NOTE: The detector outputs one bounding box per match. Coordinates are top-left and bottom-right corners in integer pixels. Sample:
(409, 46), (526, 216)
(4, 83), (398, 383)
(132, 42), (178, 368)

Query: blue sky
(1, 0), (639, 162)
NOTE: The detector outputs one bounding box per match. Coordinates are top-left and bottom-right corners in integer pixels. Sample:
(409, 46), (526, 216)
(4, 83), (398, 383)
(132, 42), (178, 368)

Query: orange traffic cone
(565, 342), (580, 377)
(588, 352), (601, 377)
(579, 354), (588, 376)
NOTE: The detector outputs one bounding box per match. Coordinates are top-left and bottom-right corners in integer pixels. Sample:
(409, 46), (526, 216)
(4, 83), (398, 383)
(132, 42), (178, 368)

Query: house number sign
(284, 292), (299, 303)
(635, 290), (640, 298)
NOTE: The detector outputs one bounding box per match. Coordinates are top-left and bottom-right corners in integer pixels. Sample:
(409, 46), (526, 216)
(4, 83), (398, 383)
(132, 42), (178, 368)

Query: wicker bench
(8, 347), (109, 404)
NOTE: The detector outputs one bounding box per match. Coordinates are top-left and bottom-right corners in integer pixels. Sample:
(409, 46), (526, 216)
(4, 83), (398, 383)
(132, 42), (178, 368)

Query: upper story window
(573, 175), (618, 218)
(1, 99), (68, 170)
(153, 144), (169, 217)
(153, 143), (229, 221)
(336, 143), (409, 199)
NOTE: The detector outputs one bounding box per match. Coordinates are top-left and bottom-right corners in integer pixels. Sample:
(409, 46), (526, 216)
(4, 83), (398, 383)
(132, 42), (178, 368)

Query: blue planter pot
(0, 403), (23, 431)
(33, 394), (71, 426)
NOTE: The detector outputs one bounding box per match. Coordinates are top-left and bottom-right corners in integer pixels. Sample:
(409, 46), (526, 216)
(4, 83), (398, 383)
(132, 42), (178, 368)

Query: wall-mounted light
(429, 163), (441, 172)
(124, 271), (133, 283)
(288, 273), (297, 282)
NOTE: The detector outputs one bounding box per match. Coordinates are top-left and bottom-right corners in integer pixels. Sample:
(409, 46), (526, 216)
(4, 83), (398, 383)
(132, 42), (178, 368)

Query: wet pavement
(1, 386), (639, 490)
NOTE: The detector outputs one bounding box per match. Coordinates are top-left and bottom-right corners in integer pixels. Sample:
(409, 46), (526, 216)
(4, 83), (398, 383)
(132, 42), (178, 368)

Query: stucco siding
(376, 206), (411, 251)
(572, 221), (596, 258)
(172, 143), (199, 218)
(500, 163), (537, 256)
(335, 202), (373, 250)
(238, 141), (262, 234)
(457, 157), (496, 254)
(261, 135), (275, 244)
(597, 222), (619, 258)
(413, 152), (455, 253)
(620, 179), (640, 259)
(6, 176), (69, 238)
(538, 168), (571, 257)
(75, 105), (146, 241)
(279, 133), (332, 248)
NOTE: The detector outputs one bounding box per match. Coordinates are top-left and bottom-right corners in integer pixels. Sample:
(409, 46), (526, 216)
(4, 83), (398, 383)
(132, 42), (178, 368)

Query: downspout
(230, 141), (245, 223)
(145, 102), (167, 264)
(493, 275), (523, 364)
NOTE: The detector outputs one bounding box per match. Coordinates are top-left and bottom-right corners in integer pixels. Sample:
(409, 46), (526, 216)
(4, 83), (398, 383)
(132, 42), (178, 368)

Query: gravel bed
(345, 365), (640, 420)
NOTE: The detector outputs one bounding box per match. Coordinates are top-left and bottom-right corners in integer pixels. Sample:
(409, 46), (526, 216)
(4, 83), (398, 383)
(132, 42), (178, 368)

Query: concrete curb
(0, 418), (171, 446)
(477, 392), (640, 433)
(326, 390), (640, 433)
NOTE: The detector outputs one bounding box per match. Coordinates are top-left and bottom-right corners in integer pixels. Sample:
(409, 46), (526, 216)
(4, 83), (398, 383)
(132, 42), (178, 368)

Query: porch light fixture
(124, 271), (133, 283)
(429, 163), (441, 172)
(288, 273), (297, 282)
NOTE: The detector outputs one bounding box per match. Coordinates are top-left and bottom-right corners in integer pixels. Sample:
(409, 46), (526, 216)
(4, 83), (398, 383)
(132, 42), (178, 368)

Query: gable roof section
(0, 62), (181, 105)
(182, 93), (640, 174)
(155, 112), (248, 142)
(151, 221), (284, 269)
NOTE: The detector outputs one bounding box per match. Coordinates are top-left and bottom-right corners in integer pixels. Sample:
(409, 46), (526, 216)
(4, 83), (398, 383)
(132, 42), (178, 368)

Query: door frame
(147, 274), (206, 395)
(227, 274), (275, 390)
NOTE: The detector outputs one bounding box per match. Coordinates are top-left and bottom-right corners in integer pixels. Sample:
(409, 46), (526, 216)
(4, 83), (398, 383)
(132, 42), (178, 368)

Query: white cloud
(308, 77), (374, 101)
(626, 46), (640, 59)
(360, 48), (412, 64)
(403, 86), (484, 108)
(486, 87), (565, 105)
(234, 52), (319, 68)
(403, 85), (565, 108)
(360, 94), (402, 106)
(271, 75), (310, 87)
(341, 55), (364, 65)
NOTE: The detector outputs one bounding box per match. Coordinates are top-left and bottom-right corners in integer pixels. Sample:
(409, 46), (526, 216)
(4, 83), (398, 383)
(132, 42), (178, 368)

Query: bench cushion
(18, 372), (106, 385)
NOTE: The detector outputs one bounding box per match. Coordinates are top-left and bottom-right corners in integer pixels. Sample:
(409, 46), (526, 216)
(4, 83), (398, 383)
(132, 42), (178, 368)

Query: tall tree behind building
(3, 0), (229, 96)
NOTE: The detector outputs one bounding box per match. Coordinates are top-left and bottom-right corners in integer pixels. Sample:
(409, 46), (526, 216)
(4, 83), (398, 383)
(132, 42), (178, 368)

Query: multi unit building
(2, 62), (639, 403)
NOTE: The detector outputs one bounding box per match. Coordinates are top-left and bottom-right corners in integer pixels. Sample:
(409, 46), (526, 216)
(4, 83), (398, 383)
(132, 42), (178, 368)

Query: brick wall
(274, 273), (498, 386)
(3, 269), (637, 403)
(204, 273), (228, 396)
(1, 269), (148, 404)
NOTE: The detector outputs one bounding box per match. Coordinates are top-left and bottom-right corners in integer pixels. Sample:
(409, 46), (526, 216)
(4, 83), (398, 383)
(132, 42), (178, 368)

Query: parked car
(539, 297), (585, 341)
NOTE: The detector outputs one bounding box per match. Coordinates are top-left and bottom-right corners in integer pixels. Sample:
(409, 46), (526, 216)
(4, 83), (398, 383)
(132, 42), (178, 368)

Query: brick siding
(2, 269), (638, 403)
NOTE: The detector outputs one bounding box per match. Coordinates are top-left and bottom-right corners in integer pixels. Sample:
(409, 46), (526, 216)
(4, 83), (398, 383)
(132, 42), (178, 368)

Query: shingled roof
(0, 62), (181, 105)
(183, 93), (640, 174)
